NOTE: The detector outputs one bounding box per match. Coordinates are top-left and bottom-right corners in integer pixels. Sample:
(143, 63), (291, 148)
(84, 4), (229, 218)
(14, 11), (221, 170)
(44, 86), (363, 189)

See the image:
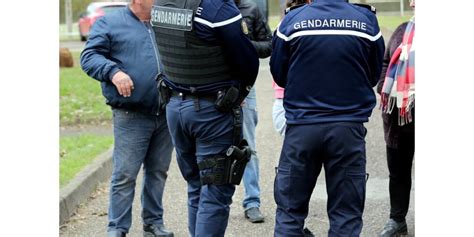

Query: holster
(214, 86), (239, 113)
(226, 139), (252, 185)
(198, 140), (251, 185)
(156, 75), (171, 112)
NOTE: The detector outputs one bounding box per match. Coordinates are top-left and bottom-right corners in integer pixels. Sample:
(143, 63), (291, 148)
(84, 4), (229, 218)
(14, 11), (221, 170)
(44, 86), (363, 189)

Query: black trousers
(386, 130), (414, 222)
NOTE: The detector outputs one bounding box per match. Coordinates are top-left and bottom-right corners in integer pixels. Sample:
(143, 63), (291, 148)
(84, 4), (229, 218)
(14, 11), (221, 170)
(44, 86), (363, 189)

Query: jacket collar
(125, 4), (142, 22)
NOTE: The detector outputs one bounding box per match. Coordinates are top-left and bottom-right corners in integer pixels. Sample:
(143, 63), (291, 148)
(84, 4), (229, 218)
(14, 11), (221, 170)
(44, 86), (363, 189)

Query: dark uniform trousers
(166, 95), (237, 237)
(274, 122), (367, 237)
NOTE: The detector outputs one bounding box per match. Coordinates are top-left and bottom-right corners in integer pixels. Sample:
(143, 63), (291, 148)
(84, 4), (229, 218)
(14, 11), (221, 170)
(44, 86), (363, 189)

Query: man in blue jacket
(270, 0), (385, 236)
(151, 0), (259, 236)
(80, 0), (174, 236)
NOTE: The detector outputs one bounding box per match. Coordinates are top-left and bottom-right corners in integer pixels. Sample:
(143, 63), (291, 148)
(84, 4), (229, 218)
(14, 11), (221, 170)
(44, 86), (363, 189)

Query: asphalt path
(59, 57), (414, 237)
(61, 40), (86, 52)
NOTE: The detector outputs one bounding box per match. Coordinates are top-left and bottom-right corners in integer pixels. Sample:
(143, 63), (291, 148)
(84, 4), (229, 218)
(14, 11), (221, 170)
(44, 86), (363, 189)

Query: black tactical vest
(152, 0), (233, 85)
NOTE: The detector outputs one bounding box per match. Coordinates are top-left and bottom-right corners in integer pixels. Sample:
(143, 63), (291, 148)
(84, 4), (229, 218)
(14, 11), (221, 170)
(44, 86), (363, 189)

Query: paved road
(59, 58), (414, 236)
(60, 40), (85, 52)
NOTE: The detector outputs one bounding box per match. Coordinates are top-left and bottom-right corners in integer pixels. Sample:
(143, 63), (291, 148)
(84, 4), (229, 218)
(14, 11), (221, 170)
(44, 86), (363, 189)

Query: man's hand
(111, 71), (134, 97)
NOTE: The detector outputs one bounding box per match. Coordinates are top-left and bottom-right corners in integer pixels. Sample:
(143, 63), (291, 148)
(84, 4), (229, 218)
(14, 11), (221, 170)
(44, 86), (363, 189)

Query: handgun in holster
(215, 86), (240, 113)
(225, 139), (252, 185)
(198, 140), (252, 186)
(156, 74), (171, 112)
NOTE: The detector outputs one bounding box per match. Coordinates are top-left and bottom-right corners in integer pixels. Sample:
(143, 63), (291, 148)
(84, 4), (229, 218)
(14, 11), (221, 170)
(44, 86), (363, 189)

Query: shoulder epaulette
(353, 3), (376, 14)
(285, 4), (305, 15)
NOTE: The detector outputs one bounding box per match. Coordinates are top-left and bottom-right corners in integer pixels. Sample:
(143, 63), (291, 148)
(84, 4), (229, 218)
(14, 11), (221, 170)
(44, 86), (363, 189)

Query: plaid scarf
(380, 17), (415, 126)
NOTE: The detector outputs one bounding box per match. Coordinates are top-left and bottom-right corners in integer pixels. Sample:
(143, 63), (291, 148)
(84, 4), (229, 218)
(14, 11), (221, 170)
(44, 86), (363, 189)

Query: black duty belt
(170, 90), (218, 101)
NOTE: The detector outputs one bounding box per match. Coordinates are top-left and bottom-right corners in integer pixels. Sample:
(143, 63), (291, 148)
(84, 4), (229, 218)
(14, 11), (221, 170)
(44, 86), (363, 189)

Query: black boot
(143, 224), (174, 237)
(378, 219), (408, 237)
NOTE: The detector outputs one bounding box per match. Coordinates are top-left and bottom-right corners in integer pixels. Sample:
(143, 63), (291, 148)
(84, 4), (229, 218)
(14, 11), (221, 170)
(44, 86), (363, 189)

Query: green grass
(60, 52), (114, 187)
(377, 14), (413, 31)
(268, 14), (413, 32)
(60, 52), (112, 126)
(60, 135), (114, 187)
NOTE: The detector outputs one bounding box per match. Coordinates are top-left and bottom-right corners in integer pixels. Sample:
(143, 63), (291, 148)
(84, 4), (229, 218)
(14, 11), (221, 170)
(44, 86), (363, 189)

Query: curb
(60, 147), (114, 225)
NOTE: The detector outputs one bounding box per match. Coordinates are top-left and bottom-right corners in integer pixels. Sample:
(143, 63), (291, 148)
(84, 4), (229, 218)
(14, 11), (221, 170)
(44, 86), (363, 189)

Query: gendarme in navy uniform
(151, 0), (259, 236)
(270, 0), (385, 236)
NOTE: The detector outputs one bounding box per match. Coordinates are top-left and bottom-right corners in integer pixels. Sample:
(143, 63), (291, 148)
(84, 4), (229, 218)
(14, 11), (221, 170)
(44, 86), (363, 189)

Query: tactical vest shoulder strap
(155, 0), (201, 10)
(188, 0), (202, 14)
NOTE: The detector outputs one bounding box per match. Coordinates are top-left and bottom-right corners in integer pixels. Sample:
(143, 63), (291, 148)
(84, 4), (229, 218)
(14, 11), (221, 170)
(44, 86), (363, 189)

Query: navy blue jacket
(80, 6), (163, 115)
(173, 0), (259, 97)
(270, 0), (385, 124)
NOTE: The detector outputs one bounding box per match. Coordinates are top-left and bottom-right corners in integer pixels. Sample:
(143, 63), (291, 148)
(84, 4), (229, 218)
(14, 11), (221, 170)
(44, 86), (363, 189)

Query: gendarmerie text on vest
(151, 7), (193, 28)
(293, 19), (367, 31)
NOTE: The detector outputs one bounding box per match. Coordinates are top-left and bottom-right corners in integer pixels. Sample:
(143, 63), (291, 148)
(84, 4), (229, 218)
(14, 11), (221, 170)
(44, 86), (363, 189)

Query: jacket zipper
(145, 24), (161, 77)
(144, 22), (163, 116)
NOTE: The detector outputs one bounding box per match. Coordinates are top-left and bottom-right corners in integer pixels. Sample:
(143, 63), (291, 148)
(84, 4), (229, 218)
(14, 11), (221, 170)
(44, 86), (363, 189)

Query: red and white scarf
(380, 17), (415, 126)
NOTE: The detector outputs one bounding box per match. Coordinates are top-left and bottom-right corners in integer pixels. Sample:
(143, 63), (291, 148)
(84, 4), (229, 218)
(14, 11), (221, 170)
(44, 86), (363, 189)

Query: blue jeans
(107, 109), (173, 233)
(242, 87), (261, 210)
(274, 122), (367, 237)
(166, 95), (237, 237)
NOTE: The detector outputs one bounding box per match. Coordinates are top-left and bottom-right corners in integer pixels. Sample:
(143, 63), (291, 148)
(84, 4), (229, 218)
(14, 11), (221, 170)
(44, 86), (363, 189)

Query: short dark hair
(286, 0), (306, 8)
